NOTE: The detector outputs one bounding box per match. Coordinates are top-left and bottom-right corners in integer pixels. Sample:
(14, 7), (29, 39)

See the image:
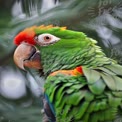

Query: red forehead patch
(14, 25), (67, 46)
(14, 27), (36, 46)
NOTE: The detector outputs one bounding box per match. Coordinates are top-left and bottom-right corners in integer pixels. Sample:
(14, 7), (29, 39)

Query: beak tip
(13, 49), (25, 71)
(13, 57), (24, 71)
(13, 43), (41, 70)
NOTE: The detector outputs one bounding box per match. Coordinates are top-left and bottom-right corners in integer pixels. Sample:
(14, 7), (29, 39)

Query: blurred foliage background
(0, 0), (122, 122)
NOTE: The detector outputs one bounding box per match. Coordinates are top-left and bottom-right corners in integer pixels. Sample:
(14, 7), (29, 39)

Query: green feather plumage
(35, 27), (122, 122)
(45, 65), (122, 122)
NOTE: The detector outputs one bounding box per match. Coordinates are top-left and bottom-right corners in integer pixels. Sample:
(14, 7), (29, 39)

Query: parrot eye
(35, 33), (60, 46)
(44, 36), (51, 41)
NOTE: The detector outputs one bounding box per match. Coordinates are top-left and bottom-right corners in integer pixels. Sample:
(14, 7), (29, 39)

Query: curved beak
(13, 43), (42, 70)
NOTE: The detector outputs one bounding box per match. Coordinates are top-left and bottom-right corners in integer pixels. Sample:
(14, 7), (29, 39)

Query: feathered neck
(40, 43), (112, 76)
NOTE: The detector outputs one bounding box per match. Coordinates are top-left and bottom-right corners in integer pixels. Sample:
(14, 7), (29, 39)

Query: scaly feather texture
(14, 25), (122, 122)
(44, 65), (122, 122)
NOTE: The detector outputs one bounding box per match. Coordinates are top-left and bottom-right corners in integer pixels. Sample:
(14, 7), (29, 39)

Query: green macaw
(13, 25), (122, 122)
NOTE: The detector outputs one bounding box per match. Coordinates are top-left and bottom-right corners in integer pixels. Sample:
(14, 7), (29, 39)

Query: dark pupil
(45, 36), (50, 40)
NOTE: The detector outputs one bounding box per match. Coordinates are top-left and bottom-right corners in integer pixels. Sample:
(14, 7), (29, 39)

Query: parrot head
(13, 25), (99, 75)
